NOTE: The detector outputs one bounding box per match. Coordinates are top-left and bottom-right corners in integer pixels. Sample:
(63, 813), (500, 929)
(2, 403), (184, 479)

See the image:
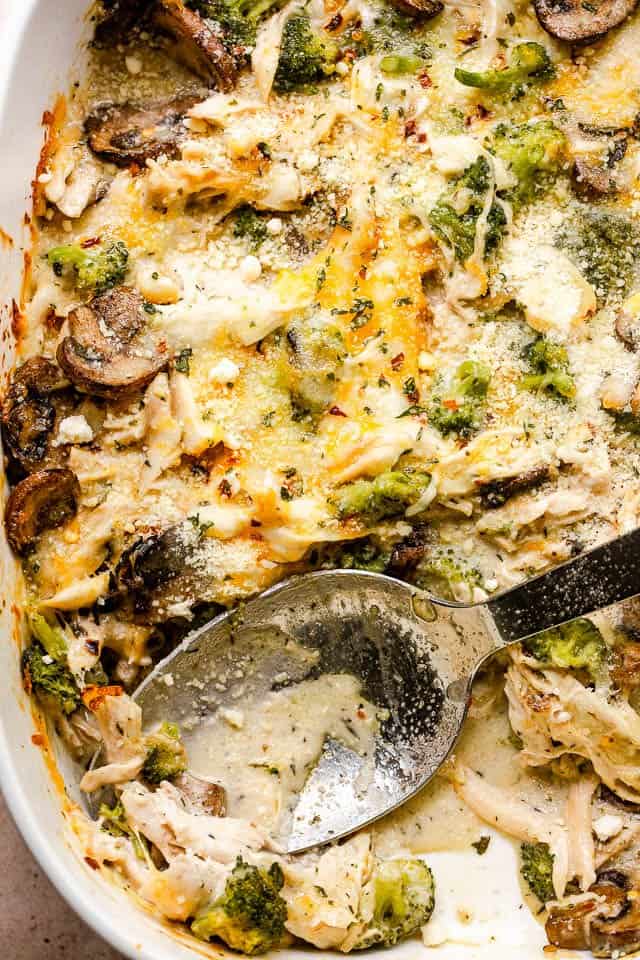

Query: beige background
(0, 795), (122, 959)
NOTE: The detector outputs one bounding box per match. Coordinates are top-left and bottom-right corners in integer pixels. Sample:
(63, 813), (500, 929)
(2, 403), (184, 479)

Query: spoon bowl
(135, 571), (494, 851)
(131, 525), (640, 851)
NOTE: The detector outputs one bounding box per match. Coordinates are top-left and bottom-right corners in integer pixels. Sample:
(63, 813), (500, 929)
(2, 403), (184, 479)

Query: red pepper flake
(443, 398), (459, 410)
(417, 133), (427, 144)
(358, 265), (367, 280)
(250, 519), (262, 527)
(31, 733), (45, 747)
(82, 684), (123, 712)
(391, 352), (405, 371)
(404, 120), (417, 138)
(418, 72), (432, 88)
(328, 406), (347, 417)
(325, 11), (343, 30)
(85, 857), (100, 871)
(357, 708), (366, 719)
(218, 478), (233, 498)
(80, 237), (101, 249)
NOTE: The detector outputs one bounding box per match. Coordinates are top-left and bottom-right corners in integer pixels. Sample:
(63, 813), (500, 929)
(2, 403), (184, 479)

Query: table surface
(0, 794), (123, 959)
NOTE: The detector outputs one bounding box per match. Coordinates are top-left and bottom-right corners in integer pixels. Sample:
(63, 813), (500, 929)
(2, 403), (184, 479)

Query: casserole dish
(0, 1), (635, 958)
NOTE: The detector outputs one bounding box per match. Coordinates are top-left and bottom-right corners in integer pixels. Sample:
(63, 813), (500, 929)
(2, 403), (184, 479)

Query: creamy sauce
(374, 671), (567, 857)
(186, 673), (381, 832)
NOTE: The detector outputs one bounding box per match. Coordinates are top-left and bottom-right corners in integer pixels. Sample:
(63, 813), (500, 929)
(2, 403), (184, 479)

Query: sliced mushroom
(93, 0), (148, 45)
(572, 158), (618, 200)
(5, 468), (80, 555)
(1, 357), (72, 474)
(546, 897), (595, 952)
(150, 0), (237, 90)
(57, 287), (168, 398)
(93, 0), (237, 88)
(611, 641), (640, 693)
(477, 465), (551, 510)
(389, 0), (444, 17)
(387, 524), (431, 577)
(85, 96), (200, 166)
(174, 772), (226, 815)
(590, 879), (640, 957)
(533, 0), (639, 43)
(546, 875), (640, 957)
(116, 523), (192, 596)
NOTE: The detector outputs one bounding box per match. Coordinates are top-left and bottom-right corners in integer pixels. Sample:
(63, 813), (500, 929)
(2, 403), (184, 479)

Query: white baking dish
(0, 2), (550, 957)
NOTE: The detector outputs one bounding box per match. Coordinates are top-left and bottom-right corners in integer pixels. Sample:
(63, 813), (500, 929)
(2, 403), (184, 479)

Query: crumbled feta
(593, 814), (623, 842)
(266, 217), (282, 235)
(209, 358), (240, 383)
(53, 415), (94, 447)
(239, 255), (262, 282)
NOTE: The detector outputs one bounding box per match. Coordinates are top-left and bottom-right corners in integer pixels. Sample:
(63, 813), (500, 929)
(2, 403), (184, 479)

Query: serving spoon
(133, 526), (640, 853)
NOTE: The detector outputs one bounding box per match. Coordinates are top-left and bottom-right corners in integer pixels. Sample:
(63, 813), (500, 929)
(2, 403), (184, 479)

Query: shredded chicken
(506, 651), (640, 802)
(566, 774), (598, 891)
(453, 762), (571, 896)
(80, 693), (146, 792)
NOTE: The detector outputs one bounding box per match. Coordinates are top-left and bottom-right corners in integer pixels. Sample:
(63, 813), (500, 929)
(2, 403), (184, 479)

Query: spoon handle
(485, 526), (640, 644)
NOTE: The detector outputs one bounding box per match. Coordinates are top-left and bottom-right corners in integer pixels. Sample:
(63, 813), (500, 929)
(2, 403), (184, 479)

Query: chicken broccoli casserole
(9, 0), (640, 953)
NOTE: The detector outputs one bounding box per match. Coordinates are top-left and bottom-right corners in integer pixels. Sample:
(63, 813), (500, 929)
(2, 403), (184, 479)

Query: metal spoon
(134, 526), (640, 853)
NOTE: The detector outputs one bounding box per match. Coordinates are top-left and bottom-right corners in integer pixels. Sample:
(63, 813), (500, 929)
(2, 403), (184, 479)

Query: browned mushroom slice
(93, 0), (149, 45)
(477, 465), (551, 510)
(545, 897), (597, 951)
(611, 640), (640, 692)
(151, 0), (238, 90)
(57, 287), (167, 398)
(85, 96), (199, 166)
(389, 0), (443, 16)
(174, 772), (227, 815)
(1, 357), (71, 474)
(572, 158), (618, 200)
(5, 468), (80, 555)
(533, 0), (639, 42)
(388, 525), (431, 577)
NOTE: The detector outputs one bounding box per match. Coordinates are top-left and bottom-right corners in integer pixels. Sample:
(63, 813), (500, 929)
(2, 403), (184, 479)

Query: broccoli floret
(490, 120), (566, 209)
(22, 641), (81, 715)
(339, 537), (390, 572)
(332, 470), (431, 526)
(192, 857), (287, 954)
(27, 610), (69, 661)
(429, 156), (507, 263)
(520, 842), (555, 903)
(415, 554), (483, 600)
(523, 617), (606, 677)
(347, 2), (433, 60)
(233, 205), (269, 250)
(520, 337), (575, 400)
(142, 722), (187, 784)
(187, 0), (283, 49)
(100, 801), (146, 858)
(285, 315), (345, 420)
(46, 241), (129, 295)
(352, 858), (436, 949)
(556, 207), (640, 303)
(273, 13), (338, 92)
(455, 42), (553, 93)
(428, 360), (491, 436)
